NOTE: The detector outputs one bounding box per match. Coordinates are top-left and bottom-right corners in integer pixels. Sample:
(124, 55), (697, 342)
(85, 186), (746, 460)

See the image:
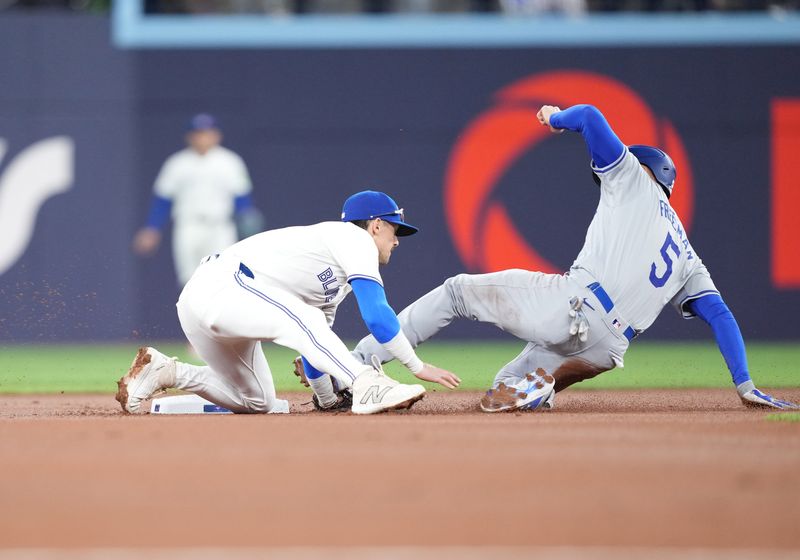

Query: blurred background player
(132, 113), (264, 287)
(116, 190), (460, 415)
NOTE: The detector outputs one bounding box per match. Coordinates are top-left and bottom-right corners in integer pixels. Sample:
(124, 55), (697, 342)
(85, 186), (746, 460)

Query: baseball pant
(352, 269), (630, 389)
(172, 220), (238, 286)
(174, 254), (368, 413)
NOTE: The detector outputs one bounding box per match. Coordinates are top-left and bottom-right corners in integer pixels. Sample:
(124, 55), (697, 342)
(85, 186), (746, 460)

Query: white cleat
(541, 389), (556, 410)
(350, 356), (426, 415)
(480, 369), (555, 413)
(115, 347), (177, 413)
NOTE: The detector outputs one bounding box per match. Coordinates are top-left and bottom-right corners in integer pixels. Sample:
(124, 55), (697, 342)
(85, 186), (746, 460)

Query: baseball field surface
(1, 341), (798, 559)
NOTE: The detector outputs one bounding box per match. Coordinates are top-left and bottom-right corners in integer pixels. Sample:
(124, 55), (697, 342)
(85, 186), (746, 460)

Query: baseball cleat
(351, 357), (425, 415)
(292, 356), (310, 388)
(115, 347), (177, 413)
(541, 390), (556, 410)
(480, 369), (555, 413)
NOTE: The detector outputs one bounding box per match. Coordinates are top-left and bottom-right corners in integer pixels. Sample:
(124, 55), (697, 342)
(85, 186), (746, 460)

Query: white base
(150, 394), (290, 414)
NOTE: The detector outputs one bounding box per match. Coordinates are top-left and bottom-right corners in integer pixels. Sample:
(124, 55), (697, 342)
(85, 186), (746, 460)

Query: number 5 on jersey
(649, 232), (681, 288)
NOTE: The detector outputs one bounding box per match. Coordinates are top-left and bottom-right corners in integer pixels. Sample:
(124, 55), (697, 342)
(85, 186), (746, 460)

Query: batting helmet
(629, 145), (676, 198)
(592, 145), (676, 198)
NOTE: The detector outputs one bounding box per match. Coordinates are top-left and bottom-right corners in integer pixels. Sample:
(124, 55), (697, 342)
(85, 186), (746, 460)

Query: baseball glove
(312, 388), (353, 412)
(293, 356), (353, 412)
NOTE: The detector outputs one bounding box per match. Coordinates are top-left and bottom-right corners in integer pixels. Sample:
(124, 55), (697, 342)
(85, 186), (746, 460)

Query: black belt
(586, 282), (637, 341)
(239, 262), (254, 279)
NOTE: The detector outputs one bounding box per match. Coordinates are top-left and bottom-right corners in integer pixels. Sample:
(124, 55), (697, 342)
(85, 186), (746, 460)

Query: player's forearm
(380, 331), (424, 374)
(689, 294), (752, 389)
(549, 104), (625, 168)
(351, 278), (423, 373)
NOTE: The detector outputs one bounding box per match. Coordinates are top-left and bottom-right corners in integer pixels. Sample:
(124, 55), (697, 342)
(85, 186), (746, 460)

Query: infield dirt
(1, 389), (799, 556)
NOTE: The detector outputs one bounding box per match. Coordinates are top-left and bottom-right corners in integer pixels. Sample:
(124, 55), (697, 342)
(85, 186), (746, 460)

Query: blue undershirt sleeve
(234, 194), (254, 215)
(350, 278), (401, 344)
(688, 294), (752, 387)
(144, 195), (172, 229)
(548, 104), (626, 169)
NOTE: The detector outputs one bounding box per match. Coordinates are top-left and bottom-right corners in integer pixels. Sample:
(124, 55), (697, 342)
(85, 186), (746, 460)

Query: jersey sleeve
(593, 149), (654, 204)
(330, 225), (383, 286)
(153, 154), (181, 198)
(669, 263), (720, 319)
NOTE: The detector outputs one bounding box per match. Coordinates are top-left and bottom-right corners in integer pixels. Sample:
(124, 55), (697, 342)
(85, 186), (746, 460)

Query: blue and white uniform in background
(145, 143), (255, 285)
(172, 206), (424, 413)
(354, 104), (756, 396)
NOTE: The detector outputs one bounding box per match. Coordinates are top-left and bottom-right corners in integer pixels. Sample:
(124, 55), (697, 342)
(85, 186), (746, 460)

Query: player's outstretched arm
(351, 278), (460, 389)
(688, 294), (799, 410)
(537, 104), (625, 169)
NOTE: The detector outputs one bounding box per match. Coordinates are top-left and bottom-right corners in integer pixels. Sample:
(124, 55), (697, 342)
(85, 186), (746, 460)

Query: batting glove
(737, 381), (800, 410)
(568, 296), (589, 342)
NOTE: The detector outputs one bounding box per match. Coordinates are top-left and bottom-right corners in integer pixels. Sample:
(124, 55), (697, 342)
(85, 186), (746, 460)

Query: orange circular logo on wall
(444, 70), (694, 273)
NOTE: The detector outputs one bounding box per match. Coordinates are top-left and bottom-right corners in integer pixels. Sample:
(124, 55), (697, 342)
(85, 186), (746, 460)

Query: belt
(200, 254), (254, 280)
(586, 282), (637, 342)
(238, 262), (255, 279)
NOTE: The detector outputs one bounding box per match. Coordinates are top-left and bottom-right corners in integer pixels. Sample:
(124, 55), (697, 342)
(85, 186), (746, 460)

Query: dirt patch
(1, 389), (799, 551)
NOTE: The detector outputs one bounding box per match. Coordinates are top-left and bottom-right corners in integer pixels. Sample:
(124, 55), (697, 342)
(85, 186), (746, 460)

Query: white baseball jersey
(154, 145), (251, 223)
(154, 145), (253, 285)
(223, 221), (382, 325)
(174, 221), (381, 407)
(571, 149), (718, 331)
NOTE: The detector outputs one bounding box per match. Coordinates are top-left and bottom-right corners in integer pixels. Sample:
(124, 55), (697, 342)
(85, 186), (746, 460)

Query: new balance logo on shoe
(359, 385), (392, 405)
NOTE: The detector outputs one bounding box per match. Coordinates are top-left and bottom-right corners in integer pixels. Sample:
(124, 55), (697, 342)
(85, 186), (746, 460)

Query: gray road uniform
(353, 149), (718, 389)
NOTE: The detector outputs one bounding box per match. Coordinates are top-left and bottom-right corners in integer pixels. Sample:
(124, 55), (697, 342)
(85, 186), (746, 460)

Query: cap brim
(382, 215), (418, 236)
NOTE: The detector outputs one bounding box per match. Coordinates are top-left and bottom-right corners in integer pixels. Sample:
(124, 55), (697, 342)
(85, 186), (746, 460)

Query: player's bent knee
(239, 393), (275, 414)
(443, 274), (470, 299)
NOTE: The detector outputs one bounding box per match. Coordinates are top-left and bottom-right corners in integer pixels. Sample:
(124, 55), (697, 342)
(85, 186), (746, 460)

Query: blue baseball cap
(188, 113), (219, 132)
(341, 190), (419, 237)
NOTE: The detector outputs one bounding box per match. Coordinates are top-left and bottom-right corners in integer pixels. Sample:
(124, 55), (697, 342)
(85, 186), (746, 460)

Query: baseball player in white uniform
(116, 190), (460, 415)
(347, 104), (799, 413)
(132, 113), (261, 286)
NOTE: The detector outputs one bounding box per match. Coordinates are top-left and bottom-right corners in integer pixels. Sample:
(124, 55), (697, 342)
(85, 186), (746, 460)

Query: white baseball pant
(174, 254), (367, 413)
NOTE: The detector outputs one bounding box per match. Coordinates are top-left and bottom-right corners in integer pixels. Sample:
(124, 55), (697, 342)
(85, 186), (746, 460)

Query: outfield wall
(1, 14), (799, 342)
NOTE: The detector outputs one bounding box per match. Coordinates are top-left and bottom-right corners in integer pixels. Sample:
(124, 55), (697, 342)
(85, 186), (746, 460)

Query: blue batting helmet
(629, 145), (676, 198)
(592, 145), (676, 198)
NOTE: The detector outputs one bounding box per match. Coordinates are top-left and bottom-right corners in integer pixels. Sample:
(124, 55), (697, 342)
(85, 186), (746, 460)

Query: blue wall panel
(1, 15), (799, 343)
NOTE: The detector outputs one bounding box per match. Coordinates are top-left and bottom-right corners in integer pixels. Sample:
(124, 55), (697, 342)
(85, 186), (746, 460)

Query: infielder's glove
(292, 356), (353, 412)
(312, 388), (353, 412)
(737, 382), (799, 410)
(568, 296), (589, 342)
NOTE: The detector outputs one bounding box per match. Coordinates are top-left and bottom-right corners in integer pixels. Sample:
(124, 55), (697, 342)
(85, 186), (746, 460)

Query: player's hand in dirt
(740, 387), (800, 410)
(537, 105), (564, 134)
(414, 363), (461, 390)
